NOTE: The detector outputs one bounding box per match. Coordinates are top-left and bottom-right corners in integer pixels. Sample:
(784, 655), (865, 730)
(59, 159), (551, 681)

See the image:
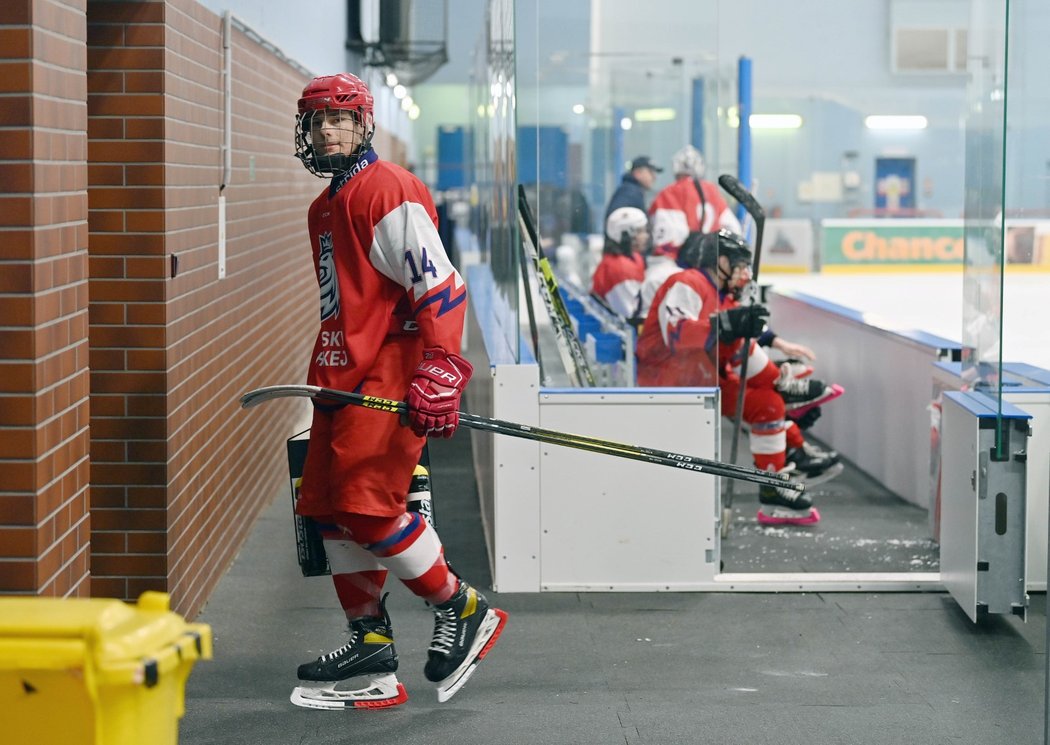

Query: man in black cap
(605, 156), (662, 219)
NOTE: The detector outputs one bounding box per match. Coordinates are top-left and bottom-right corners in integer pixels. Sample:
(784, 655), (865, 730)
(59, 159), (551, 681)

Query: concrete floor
(180, 433), (1047, 745)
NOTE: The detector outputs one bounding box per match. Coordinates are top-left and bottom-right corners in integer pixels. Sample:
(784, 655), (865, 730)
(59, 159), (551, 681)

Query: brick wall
(0, 0), (91, 597)
(162, 2), (322, 617)
(86, 0), (320, 617)
(3, 0), (407, 617)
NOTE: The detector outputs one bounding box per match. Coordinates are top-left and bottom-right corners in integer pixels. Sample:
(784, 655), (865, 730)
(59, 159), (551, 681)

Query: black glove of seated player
(716, 304), (769, 343)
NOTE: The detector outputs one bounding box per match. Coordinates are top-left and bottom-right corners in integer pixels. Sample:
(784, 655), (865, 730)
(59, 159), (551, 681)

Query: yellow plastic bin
(0, 591), (212, 745)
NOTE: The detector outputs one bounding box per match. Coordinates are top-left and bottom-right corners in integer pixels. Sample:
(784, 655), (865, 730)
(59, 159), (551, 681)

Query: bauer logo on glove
(406, 347), (473, 438)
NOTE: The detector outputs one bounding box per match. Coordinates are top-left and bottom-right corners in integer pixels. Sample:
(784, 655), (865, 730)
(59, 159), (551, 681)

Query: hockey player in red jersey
(639, 145), (743, 321)
(590, 207), (647, 320)
(636, 230), (837, 525)
(290, 73), (506, 709)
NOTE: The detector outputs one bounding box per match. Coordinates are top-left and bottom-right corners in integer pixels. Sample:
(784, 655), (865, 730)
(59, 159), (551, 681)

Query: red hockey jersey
(635, 268), (721, 387)
(590, 253), (645, 318)
(649, 176), (742, 256)
(306, 151), (466, 392)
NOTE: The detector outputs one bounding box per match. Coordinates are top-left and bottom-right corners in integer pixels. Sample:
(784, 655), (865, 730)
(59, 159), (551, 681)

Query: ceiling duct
(347, 0), (449, 86)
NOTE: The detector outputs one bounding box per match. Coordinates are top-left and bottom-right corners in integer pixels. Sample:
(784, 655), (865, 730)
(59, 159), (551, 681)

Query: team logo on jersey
(317, 232), (340, 321)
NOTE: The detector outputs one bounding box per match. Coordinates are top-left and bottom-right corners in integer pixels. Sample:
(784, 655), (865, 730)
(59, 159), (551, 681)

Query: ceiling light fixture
(864, 115), (928, 130)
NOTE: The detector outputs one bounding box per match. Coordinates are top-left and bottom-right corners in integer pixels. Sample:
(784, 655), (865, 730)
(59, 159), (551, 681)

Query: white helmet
(671, 145), (705, 178)
(605, 207), (648, 243)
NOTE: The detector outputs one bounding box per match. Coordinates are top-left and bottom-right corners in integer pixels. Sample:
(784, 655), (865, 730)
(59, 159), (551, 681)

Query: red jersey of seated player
(636, 267), (722, 387)
(591, 253), (645, 318)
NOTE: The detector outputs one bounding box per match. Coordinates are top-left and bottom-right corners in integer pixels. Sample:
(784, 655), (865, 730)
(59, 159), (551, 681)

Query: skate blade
(291, 672), (408, 710)
(798, 462), (844, 487)
(757, 506), (821, 526)
(435, 608), (508, 703)
(786, 384), (845, 416)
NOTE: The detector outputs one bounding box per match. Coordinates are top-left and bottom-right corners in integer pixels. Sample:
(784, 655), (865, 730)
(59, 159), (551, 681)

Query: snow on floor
(764, 270), (1050, 372)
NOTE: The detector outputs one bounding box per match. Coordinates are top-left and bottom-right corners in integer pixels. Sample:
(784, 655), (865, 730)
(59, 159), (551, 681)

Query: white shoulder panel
(651, 207), (689, 249)
(369, 201), (463, 301)
(657, 281), (703, 347)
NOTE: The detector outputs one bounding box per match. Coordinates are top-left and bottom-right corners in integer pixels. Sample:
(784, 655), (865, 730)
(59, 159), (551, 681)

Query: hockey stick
(240, 384), (803, 491)
(517, 185), (596, 387)
(517, 211), (546, 384)
(717, 174), (767, 535)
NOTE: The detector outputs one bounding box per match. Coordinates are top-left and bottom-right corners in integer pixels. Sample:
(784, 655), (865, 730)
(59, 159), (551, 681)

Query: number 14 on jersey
(405, 247), (438, 284)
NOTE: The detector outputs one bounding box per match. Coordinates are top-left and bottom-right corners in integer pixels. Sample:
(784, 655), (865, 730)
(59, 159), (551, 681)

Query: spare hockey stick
(718, 174), (766, 276)
(517, 218), (546, 384)
(517, 185), (596, 387)
(240, 384), (802, 491)
(717, 174), (768, 536)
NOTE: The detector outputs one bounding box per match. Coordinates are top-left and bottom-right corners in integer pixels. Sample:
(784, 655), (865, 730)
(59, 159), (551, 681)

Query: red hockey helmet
(295, 73), (375, 177)
(297, 73), (374, 116)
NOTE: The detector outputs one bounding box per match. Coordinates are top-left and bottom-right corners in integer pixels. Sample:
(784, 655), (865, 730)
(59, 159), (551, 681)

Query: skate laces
(321, 627), (360, 662)
(428, 606), (459, 655)
(776, 371), (823, 400)
(775, 368), (815, 397)
(773, 464), (804, 500)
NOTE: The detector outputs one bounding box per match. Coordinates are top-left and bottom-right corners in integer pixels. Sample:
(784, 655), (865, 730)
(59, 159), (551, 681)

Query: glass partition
(963, 0), (1050, 452)
(961, 0), (1006, 411)
(470, 0), (519, 359)
(459, 0), (1049, 574)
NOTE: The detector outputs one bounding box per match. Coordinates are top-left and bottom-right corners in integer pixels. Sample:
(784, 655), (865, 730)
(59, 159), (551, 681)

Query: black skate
(425, 580), (508, 703)
(757, 464), (820, 526)
(786, 441), (840, 477)
(292, 598), (407, 710)
(775, 365), (844, 414)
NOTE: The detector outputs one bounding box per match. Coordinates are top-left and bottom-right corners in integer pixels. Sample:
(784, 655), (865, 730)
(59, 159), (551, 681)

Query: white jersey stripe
(324, 538), (383, 574)
(380, 520), (443, 580)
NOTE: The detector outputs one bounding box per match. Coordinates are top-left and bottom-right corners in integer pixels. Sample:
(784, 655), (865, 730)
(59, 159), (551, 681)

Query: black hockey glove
(716, 304), (769, 343)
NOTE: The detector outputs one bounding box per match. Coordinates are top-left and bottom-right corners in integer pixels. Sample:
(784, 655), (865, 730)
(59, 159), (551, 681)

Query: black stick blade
(717, 174), (765, 220)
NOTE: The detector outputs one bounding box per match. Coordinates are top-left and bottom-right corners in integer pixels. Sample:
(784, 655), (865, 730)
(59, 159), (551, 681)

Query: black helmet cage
(678, 229), (752, 280)
(294, 107), (375, 178)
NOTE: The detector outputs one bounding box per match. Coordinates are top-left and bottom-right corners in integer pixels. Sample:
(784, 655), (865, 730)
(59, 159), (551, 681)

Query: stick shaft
(240, 385), (802, 491)
(717, 173), (770, 508)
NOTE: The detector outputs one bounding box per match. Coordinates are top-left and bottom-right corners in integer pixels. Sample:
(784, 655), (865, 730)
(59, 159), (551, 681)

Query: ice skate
(776, 367), (844, 413)
(292, 598), (408, 710)
(757, 464), (820, 526)
(786, 441), (840, 477)
(425, 580), (508, 703)
(785, 383), (844, 418)
(789, 440), (845, 486)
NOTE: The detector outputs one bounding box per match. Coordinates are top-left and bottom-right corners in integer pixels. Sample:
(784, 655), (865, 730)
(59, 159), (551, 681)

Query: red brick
(0, 28), (31, 57)
(87, 47), (164, 71)
(124, 71), (163, 93)
(88, 210), (124, 232)
(124, 210), (165, 232)
(87, 2), (165, 24)
(0, 561), (36, 591)
(124, 24), (164, 46)
(88, 93), (164, 117)
(89, 139), (163, 164)
(123, 117), (164, 140)
(88, 575), (126, 598)
(0, 196), (33, 226)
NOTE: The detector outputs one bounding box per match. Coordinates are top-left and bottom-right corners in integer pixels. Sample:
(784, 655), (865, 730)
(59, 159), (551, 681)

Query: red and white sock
(320, 525), (388, 619)
(336, 511), (458, 606)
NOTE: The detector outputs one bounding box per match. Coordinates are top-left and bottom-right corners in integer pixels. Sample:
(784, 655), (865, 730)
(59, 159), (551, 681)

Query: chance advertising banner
(820, 219), (962, 271)
(820, 219), (1050, 272)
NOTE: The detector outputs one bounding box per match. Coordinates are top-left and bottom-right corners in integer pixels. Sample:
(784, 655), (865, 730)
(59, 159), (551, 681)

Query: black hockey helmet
(677, 229), (752, 271)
